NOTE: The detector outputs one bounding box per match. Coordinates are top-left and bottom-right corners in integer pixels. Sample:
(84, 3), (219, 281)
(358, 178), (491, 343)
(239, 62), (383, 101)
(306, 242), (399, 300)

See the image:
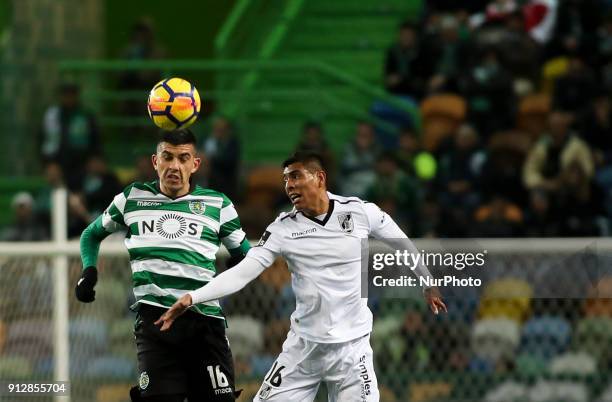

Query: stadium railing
(58, 59), (421, 165)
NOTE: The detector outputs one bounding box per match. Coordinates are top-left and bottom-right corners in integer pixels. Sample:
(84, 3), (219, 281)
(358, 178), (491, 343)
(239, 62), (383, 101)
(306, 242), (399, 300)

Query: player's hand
(155, 293), (192, 331)
(424, 287), (447, 315)
(75, 266), (98, 303)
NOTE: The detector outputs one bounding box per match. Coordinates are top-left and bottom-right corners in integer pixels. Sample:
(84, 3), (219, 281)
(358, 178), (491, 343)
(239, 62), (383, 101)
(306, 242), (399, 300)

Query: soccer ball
(147, 77), (201, 130)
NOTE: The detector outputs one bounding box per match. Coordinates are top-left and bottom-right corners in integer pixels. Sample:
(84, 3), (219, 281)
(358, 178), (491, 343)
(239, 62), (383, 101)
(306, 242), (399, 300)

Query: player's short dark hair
(157, 129), (197, 149)
(282, 152), (326, 173)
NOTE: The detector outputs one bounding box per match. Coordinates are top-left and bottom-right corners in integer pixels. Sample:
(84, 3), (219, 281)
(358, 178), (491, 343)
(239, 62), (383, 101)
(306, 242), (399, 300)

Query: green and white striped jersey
(100, 181), (249, 319)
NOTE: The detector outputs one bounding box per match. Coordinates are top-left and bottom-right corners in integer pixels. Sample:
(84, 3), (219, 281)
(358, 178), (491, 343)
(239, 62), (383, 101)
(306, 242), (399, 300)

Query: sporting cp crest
(338, 212), (354, 233)
(188, 201), (206, 215)
(139, 371), (150, 390)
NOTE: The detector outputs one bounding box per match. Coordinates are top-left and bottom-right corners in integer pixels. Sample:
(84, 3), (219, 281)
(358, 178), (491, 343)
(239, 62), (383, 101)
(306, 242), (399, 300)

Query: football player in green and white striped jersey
(75, 129), (247, 402)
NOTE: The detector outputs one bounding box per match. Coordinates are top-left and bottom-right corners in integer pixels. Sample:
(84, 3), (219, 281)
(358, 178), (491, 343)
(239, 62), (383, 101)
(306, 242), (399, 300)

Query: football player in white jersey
(156, 152), (447, 401)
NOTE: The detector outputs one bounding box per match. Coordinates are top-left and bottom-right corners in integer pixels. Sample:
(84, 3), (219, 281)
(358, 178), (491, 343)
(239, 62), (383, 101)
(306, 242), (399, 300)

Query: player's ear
(151, 154), (158, 170)
(317, 170), (327, 188)
(192, 155), (202, 173)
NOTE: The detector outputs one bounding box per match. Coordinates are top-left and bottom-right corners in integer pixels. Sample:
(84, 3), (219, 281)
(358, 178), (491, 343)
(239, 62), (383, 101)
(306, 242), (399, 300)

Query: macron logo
(137, 201), (162, 207)
(291, 228), (317, 238)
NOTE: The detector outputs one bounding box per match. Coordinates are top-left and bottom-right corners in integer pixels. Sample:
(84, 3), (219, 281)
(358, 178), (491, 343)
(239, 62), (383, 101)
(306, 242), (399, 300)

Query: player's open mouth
(167, 174), (180, 181)
(289, 193), (301, 203)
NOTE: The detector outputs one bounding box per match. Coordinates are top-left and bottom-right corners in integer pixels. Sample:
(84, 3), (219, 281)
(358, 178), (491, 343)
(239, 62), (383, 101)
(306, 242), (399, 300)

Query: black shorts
(134, 303), (236, 401)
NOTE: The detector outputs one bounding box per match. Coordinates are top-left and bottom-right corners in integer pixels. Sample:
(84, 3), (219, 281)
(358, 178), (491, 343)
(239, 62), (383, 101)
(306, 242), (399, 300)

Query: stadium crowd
(3, 1), (612, 400)
(4, 0), (611, 243)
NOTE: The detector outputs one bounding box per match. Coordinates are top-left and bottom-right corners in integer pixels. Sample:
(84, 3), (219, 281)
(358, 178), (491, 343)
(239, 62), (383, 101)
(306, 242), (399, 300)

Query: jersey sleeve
(363, 201), (435, 288)
(101, 190), (129, 232)
(246, 221), (283, 267)
(362, 201), (401, 239)
(80, 188), (129, 269)
(218, 197), (250, 257)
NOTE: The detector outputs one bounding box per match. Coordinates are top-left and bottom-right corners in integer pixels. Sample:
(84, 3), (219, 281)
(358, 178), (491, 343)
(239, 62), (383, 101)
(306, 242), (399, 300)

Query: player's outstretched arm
(155, 256), (266, 331)
(365, 203), (447, 314)
(76, 215), (111, 303)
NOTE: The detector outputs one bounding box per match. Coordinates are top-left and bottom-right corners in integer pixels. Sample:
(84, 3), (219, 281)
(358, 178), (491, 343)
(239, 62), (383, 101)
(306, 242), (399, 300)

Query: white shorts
(254, 330), (379, 402)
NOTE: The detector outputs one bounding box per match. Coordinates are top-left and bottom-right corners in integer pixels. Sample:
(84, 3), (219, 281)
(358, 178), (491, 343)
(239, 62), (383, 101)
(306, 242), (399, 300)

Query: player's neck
(159, 183), (191, 199)
(302, 193), (330, 217)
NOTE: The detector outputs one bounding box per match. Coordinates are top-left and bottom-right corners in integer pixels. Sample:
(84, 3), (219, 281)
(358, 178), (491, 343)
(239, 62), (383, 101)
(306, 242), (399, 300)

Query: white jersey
(247, 192), (398, 343)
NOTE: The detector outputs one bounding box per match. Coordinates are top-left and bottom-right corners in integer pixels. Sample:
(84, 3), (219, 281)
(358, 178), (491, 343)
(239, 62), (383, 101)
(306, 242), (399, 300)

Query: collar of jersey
(297, 199), (335, 226)
(154, 180), (197, 200)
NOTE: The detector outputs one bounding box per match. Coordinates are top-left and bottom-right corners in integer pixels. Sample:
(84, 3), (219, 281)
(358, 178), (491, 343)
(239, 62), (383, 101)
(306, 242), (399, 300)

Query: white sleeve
(245, 223), (283, 267)
(189, 257), (265, 305)
(363, 202), (435, 288)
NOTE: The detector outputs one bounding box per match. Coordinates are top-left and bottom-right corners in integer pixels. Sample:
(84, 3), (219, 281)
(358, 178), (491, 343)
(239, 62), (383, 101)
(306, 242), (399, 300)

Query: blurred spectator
(400, 307), (430, 371)
(579, 93), (612, 169)
(134, 154), (157, 183)
(482, 0), (520, 25)
(460, 48), (515, 136)
(395, 127), (421, 175)
(80, 155), (122, 218)
(63, 155), (122, 238)
(553, 55), (597, 115)
(423, 14), (472, 94)
(118, 18), (165, 93)
(395, 127), (438, 182)
(480, 132), (530, 207)
(523, 110), (594, 193)
(34, 161), (65, 231)
(40, 83), (101, 191)
(365, 152), (421, 235)
(471, 195), (523, 237)
(523, 190), (561, 237)
(0, 192), (47, 241)
(557, 162), (605, 236)
(202, 117), (241, 200)
(295, 121), (335, 187)
(599, 16), (612, 91)
(384, 22), (429, 98)
(437, 124), (485, 231)
(339, 121), (380, 198)
(546, 0), (600, 63)
(438, 124), (484, 199)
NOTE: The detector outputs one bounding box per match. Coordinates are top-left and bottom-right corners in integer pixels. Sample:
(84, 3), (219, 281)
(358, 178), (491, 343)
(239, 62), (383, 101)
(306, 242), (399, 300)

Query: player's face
(283, 162), (325, 212)
(152, 142), (201, 196)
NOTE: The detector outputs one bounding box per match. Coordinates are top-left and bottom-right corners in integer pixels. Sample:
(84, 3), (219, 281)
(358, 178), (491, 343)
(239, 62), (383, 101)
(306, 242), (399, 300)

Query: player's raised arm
(75, 189), (128, 303)
(155, 256), (266, 331)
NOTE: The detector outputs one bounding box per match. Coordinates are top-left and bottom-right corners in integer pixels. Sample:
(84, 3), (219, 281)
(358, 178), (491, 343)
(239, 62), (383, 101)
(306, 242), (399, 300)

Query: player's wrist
(75, 266), (98, 303)
(81, 266), (98, 287)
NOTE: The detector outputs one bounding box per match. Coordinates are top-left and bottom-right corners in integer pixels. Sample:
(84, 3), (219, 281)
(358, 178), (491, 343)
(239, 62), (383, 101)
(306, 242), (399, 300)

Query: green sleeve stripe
(221, 195), (231, 208)
(132, 271), (209, 291)
(219, 217), (242, 238)
(80, 215), (111, 268)
(228, 237), (251, 258)
(122, 183), (135, 198)
(137, 295), (223, 318)
(108, 204), (125, 226)
(128, 247), (216, 271)
(200, 226), (221, 247)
